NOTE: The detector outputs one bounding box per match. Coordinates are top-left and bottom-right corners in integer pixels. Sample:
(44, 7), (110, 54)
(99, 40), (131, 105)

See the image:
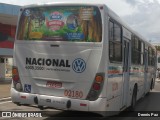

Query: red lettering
(46, 81), (62, 88)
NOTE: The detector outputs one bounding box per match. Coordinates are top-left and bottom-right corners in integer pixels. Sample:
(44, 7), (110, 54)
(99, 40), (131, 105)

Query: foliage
(155, 46), (160, 51)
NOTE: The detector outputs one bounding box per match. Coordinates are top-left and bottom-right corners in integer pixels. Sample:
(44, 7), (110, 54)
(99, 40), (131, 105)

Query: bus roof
(21, 2), (104, 9)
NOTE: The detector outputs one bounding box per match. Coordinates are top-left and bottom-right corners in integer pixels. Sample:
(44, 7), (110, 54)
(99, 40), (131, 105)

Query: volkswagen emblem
(72, 58), (86, 73)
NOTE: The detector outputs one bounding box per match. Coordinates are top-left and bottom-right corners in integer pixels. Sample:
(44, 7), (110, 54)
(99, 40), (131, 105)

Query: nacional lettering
(26, 57), (71, 67)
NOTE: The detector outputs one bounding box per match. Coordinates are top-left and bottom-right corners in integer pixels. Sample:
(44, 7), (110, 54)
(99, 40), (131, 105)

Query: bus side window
(147, 47), (156, 66)
(131, 35), (142, 65)
(109, 20), (122, 63)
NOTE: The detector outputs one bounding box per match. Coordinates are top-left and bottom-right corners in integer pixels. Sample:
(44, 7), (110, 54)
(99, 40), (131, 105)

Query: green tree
(155, 45), (160, 51)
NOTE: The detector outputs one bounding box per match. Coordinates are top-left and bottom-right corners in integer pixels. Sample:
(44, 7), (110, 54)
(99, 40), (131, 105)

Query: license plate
(46, 81), (62, 88)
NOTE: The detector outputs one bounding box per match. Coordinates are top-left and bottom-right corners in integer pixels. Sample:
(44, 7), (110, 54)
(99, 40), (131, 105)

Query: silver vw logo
(72, 58), (86, 73)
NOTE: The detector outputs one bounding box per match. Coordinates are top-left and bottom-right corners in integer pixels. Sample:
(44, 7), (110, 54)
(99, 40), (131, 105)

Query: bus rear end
(11, 4), (106, 113)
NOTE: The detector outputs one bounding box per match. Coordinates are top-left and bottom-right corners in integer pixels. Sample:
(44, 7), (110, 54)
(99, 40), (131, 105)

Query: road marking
(0, 101), (12, 105)
(0, 97), (11, 101)
(0, 97), (11, 103)
(151, 90), (160, 92)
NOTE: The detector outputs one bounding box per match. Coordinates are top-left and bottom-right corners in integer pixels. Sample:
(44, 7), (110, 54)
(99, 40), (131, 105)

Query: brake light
(87, 73), (104, 101)
(13, 75), (19, 82)
(93, 83), (101, 90)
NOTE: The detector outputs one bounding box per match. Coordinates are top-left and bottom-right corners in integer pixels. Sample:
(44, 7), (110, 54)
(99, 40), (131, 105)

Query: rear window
(17, 6), (102, 42)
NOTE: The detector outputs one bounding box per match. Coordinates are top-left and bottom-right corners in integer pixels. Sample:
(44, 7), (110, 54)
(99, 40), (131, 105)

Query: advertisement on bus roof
(17, 6), (102, 42)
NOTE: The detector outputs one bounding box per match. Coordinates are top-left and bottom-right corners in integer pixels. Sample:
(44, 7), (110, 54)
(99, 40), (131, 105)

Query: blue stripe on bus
(108, 74), (123, 78)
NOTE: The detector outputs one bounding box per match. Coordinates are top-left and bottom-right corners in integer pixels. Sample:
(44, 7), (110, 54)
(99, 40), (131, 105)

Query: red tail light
(13, 75), (19, 82)
(87, 73), (104, 101)
(93, 83), (101, 90)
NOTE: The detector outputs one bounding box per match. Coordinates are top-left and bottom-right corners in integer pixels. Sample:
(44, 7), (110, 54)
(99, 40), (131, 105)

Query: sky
(0, 0), (160, 43)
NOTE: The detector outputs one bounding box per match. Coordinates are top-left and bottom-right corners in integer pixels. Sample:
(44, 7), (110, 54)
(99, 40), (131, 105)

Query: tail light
(12, 66), (23, 92)
(87, 73), (104, 101)
(12, 67), (19, 81)
(92, 83), (101, 90)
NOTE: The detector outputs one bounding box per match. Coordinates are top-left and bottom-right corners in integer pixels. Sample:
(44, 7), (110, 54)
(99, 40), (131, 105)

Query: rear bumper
(11, 88), (106, 112)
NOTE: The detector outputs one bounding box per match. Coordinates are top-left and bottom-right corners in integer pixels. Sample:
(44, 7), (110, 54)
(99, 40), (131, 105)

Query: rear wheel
(130, 86), (137, 111)
(150, 80), (154, 90)
(146, 79), (154, 96)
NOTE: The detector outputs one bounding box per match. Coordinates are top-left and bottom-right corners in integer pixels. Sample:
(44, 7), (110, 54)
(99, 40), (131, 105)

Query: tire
(130, 86), (137, 111)
(150, 80), (153, 90)
(146, 80), (153, 96)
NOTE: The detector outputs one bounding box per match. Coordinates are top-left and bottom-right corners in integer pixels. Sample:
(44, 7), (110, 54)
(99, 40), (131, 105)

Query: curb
(0, 97), (11, 102)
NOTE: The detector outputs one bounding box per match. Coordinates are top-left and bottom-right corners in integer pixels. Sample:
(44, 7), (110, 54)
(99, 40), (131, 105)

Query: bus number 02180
(64, 89), (83, 98)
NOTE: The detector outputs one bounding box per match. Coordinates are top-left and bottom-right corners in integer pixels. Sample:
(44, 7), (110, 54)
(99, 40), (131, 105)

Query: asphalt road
(0, 80), (160, 120)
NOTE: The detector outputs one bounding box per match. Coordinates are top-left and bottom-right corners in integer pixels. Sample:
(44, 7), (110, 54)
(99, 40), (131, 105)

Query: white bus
(11, 3), (157, 116)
